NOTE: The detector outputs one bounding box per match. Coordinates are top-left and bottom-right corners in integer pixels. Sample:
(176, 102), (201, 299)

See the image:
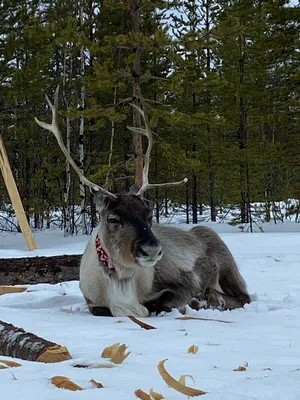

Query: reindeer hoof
(90, 306), (113, 316)
(189, 296), (209, 310)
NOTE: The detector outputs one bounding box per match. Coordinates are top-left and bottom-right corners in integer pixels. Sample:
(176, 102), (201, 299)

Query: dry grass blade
(135, 389), (152, 400)
(187, 345), (199, 354)
(0, 360), (22, 369)
(149, 388), (164, 399)
(51, 376), (83, 391)
(128, 316), (157, 330)
(157, 359), (206, 397)
(233, 366), (247, 371)
(101, 342), (130, 364)
(176, 316), (232, 324)
(90, 379), (104, 388)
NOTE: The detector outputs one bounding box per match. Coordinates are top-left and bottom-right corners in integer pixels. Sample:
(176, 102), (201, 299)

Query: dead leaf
(101, 343), (130, 364)
(274, 258), (281, 262)
(234, 366), (247, 372)
(0, 360), (22, 369)
(135, 389), (152, 400)
(263, 367), (272, 371)
(176, 316), (232, 324)
(187, 345), (199, 354)
(157, 359), (206, 397)
(51, 376), (83, 391)
(90, 379), (104, 388)
(116, 320), (125, 323)
(149, 388), (164, 400)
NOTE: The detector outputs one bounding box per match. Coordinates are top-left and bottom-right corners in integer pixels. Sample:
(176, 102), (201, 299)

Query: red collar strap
(95, 234), (115, 274)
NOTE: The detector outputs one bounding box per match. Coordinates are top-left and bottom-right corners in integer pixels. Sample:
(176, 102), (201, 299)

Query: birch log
(0, 320), (72, 363)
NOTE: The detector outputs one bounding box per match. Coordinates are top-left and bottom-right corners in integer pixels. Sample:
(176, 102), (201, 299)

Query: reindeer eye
(108, 217), (122, 225)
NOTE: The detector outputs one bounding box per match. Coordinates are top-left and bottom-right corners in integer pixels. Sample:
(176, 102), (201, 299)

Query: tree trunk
(130, 0), (143, 188)
(0, 255), (81, 285)
(62, 49), (72, 237)
(192, 172), (198, 224)
(79, 44), (87, 235)
(205, 0), (217, 222)
(238, 35), (248, 224)
(186, 185), (190, 224)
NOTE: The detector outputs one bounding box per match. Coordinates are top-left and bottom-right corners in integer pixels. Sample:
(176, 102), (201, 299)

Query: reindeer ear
(128, 184), (140, 195)
(93, 191), (112, 212)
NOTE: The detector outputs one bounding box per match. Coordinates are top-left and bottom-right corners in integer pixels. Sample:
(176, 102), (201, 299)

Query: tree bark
(0, 255), (81, 285)
(130, 0), (143, 188)
(238, 35), (248, 224)
(62, 49), (72, 237)
(0, 320), (72, 363)
(79, 43), (87, 235)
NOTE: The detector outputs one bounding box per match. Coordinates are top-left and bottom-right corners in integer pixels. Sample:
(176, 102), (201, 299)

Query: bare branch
(35, 85), (116, 200)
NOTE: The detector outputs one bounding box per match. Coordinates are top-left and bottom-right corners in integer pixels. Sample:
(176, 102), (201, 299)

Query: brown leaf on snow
(51, 376), (83, 391)
(101, 343), (130, 364)
(234, 366), (247, 372)
(135, 389), (152, 400)
(157, 359), (206, 397)
(149, 388), (164, 399)
(90, 379), (104, 388)
(187, 345), (199, 354)
(0, 360), (22, 369)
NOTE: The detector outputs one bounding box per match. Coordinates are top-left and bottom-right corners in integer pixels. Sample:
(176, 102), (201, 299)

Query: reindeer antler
(34, 85), (117, 200)
(127, 94), (188, 197)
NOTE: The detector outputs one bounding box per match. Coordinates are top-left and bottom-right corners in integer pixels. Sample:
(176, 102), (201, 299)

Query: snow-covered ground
(1, 224), (300, 399)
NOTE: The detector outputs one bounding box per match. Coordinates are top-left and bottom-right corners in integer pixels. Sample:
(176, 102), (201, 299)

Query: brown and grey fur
(80, 192), (251, 317)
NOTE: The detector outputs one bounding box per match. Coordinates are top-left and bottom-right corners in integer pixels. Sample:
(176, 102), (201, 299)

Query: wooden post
(0, 135), (37, 251)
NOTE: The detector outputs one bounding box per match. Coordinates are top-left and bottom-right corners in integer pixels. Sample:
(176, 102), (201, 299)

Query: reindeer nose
(136, 239), (162, 261)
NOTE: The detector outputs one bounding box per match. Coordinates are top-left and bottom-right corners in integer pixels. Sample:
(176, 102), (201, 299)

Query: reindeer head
(35, 85), (187, 270)
(95, 191), (162, 269)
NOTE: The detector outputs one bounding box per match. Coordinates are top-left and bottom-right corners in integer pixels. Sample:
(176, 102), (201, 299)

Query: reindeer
(35, 86), (251, 317)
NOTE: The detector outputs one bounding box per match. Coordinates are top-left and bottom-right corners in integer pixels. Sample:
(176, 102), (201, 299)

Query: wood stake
(0, 135), (37, 251)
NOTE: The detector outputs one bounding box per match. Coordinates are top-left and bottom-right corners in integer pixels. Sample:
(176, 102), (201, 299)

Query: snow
(1, 224), (300, 399)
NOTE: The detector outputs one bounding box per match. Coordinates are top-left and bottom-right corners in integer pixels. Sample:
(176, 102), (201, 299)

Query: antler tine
(35, 85), (116, 199)
(127, 91), (188, 197)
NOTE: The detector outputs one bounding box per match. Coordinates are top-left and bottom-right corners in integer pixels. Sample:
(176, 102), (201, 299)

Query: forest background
(1, 0), (300, 235)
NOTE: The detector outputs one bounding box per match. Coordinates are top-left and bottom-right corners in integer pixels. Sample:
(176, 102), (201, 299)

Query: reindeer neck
(95, 234), (136, 281)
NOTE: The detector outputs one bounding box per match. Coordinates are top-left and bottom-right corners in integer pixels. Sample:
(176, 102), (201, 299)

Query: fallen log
(0, 254), (81, 285)
(0, 320), (72, 363)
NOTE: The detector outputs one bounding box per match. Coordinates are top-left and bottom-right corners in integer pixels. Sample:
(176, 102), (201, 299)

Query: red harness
(95, 234), (115, 274)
